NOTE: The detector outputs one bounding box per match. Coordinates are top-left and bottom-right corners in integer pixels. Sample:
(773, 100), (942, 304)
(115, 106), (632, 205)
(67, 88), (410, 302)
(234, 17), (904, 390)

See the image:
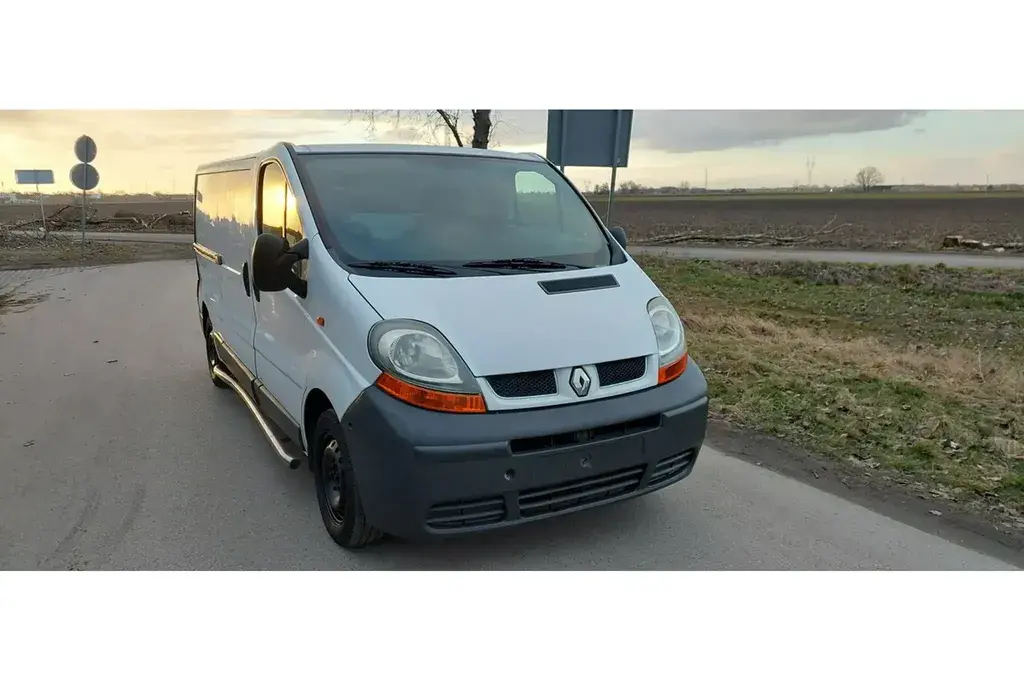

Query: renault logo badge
(569, 366), (592, 398)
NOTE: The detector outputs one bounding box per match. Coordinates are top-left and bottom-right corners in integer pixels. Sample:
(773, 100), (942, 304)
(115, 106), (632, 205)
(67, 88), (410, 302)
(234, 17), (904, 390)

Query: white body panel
(195, 142), (673, 449)
(194, 162), (259, 374)
(347, 262), (662, 376)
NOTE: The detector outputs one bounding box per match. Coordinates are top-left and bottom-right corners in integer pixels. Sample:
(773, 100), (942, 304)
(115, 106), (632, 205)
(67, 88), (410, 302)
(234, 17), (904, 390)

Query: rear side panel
(194, 175), (223, 328)
(195, 168), (259, 375)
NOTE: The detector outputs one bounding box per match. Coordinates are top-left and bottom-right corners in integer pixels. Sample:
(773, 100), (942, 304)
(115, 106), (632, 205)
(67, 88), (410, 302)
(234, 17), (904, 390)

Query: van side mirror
(252, 232), (308, 298)
(609, 226), (628, 249)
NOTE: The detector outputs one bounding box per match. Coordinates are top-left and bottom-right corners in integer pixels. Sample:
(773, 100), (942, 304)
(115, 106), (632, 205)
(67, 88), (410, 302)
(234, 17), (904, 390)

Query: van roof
(196, 143), (546, 175)
(292, 143), (544, 163)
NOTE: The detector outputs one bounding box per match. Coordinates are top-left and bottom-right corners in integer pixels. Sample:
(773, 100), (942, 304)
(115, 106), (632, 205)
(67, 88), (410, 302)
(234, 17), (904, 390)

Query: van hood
(349, 263), (663, 377)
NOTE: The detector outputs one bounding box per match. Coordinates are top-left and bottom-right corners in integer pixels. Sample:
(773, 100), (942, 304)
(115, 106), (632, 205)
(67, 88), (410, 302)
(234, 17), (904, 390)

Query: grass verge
(640, 256), (1024, 531)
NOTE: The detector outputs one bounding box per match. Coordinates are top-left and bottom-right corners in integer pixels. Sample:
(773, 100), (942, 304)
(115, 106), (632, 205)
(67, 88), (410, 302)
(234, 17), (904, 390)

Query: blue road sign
(15, 169), (55, 185)
(546, 110), (633, 168)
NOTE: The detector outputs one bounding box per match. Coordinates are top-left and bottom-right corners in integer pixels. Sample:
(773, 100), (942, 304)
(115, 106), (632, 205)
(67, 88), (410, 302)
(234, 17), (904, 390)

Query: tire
(204, 317), (229, 389)
(311, 409), (385, 549)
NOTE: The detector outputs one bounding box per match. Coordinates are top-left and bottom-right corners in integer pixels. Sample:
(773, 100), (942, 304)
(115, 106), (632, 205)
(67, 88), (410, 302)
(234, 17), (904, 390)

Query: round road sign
(74, 135), (97, 164)
(70, 163), (100, 191)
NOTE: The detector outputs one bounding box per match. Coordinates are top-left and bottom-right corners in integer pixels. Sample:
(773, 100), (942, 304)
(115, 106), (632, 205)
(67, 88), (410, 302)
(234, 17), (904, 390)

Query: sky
(1, 110), (1023, 194)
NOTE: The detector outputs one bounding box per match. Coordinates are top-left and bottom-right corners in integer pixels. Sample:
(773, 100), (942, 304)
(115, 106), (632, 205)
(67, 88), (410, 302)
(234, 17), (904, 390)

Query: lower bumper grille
(423, 450), (698, 531)
(648, 449), (697, 487)
(518, 465), (645, 518)
(426, 496), (507, 530)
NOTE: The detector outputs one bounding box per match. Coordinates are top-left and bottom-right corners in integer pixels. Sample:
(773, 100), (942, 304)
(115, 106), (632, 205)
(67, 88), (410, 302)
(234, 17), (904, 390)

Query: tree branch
(436, 110), (464, 147)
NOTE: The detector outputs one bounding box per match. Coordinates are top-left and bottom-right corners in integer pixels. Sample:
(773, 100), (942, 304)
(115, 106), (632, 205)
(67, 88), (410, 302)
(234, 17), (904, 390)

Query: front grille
(510, 414), (661, 454)
(426, 496), (507, 529)
(487, 370), (557, 398)
(596, 356), (647, 386)
(518, 465), (645, 518)
(648, 449), (697, 487)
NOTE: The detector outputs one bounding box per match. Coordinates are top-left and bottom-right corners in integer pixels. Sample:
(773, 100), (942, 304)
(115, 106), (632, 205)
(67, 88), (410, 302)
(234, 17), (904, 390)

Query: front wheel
(312, 409), (384, 549)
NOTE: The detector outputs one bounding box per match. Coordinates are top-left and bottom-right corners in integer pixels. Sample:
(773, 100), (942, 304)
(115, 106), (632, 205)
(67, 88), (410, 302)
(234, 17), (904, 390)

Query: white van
(193, 142), (708, 549)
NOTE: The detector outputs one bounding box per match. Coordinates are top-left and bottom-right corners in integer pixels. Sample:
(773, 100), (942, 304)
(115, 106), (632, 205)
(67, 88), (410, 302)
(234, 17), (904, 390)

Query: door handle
(242, 261), (251, 298)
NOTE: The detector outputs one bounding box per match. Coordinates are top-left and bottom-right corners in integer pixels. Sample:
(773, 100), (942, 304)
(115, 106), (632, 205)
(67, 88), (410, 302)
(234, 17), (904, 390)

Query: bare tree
(855, 166), (884, 192)
(357, 110), (494, 149)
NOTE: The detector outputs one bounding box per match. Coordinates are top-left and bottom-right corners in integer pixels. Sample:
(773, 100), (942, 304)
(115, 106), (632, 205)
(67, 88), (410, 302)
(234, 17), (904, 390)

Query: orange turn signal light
(658, 353), (688, 385)
(375, 372), (487, 414)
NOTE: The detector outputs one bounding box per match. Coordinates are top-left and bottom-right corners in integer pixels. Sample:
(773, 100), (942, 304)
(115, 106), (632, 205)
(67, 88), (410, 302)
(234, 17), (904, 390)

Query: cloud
(489, 110), (926, 153)
(632, 110), (926, 152)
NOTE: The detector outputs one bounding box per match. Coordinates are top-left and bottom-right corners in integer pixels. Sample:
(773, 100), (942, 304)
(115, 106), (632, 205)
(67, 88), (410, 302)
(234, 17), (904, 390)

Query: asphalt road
(13, 230), (1024, 268)
(0, 261), (1016, 570)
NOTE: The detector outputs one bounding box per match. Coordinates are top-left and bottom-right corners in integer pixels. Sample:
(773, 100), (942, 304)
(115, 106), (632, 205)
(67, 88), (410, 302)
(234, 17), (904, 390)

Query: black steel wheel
(321, 438), (347, 525)
(311, 408), (384, 549)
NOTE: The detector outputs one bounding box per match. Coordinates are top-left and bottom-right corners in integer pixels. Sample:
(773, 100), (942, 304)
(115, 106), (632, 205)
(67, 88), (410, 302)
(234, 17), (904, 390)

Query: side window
(285, 186), (303, 246)
(259, 163), (287, 238)
(515, 170), (558, 228)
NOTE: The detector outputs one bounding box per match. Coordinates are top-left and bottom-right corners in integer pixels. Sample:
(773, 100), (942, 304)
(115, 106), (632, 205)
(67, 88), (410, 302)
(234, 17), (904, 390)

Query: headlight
(647, 296), (688, 383)
(368, 319), (486, 413)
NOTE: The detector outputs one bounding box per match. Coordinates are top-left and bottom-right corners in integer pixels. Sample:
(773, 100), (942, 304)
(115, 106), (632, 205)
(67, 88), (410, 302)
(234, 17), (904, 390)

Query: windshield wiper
(348, 260), (459, 277)
(461, 258), (585, 271)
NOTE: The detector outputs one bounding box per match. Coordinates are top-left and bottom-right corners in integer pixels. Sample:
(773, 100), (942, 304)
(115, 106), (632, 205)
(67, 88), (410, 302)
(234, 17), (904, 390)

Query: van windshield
(296, 152), (618, 272)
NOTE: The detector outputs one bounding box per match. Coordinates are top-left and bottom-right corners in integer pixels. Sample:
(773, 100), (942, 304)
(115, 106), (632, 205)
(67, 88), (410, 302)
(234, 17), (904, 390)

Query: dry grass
(687, 311), (1024, 407)
(640, 256), (1024, 528)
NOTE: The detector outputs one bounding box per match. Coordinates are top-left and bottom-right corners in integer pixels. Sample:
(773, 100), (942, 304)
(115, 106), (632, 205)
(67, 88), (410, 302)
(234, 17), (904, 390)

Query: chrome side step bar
(212, 365), (301, 470)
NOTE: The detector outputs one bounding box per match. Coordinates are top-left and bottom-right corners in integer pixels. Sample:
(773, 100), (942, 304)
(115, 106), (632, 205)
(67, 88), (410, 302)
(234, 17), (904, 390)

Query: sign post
(14, 169), (55, 238)
(546, 110), (633, 229)
(70, 135), (99, 256)
(606, 110), (624, 227)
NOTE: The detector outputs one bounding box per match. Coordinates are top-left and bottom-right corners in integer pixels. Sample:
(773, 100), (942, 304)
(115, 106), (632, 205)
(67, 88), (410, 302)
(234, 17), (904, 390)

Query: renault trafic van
(193, 143), (709, 549)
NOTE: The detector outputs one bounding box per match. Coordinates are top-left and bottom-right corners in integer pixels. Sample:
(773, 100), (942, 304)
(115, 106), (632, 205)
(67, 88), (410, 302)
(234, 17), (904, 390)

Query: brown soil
(592, 195), (1024, 252)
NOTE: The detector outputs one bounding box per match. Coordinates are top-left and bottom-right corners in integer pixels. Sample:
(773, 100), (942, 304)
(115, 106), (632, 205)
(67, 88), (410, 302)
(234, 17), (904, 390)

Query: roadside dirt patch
(1, 234), (192, 271)
(0, 200), (193, 234)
